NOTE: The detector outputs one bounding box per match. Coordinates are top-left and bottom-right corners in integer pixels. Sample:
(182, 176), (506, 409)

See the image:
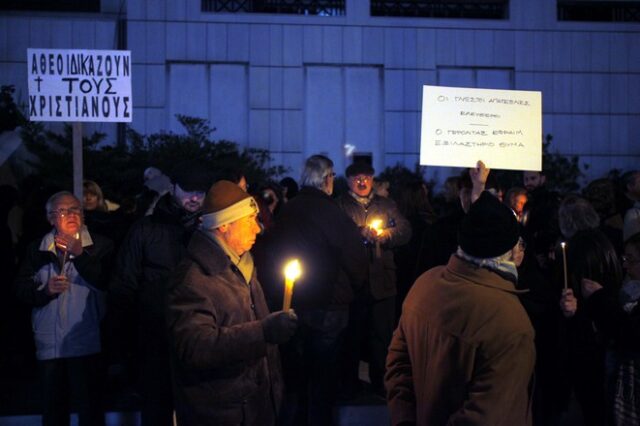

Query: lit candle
(369, 219), (384, 236)
(283, 259), (302, 311)
(561, 242), (568, 290)
(368, 219), (384, 258)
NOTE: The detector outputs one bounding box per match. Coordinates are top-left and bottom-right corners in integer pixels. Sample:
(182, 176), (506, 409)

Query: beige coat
(385, 255), (536, 426)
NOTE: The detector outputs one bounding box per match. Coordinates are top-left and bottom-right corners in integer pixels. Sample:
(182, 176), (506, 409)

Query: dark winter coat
(167, 230), (283, 426)
(254, 186), (368, 311)
(336, 193), (411, 300)
(386, 255), (536, 426)
(109, 193), (199, 355)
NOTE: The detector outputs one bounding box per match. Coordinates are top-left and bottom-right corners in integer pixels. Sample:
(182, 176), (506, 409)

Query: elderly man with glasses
(336, 162), (411, 398)
(15, 191), (114, 426)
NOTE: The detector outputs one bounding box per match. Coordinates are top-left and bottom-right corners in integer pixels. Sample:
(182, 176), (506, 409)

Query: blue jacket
(15, 227), (113, 360)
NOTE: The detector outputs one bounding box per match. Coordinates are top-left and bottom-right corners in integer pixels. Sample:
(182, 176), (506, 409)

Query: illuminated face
(222, 213), (261, 256)
(48, 195), (83, 236)
(512, 238), (526, 268)
(324, 170), (335, 196)
(623, 245), (640, 281)
(173, 183), (205, 213)
(348, 174), (373, 198)
(523, 171), (545, 192)
(512, 194), (528, 216)
(83, 191), (99, 211)
(238, 176), (248, 192)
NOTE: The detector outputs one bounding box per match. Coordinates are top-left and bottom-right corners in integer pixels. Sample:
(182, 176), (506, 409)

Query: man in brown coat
(385, 162), (536, 425)
(167, 180), (297, 425)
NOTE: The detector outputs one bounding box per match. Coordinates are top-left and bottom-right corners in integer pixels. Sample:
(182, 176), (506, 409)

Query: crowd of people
(1, 155), (640, 426)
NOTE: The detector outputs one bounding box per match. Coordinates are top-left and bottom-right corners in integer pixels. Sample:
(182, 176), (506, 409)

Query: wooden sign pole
(72, 122), (83, 201)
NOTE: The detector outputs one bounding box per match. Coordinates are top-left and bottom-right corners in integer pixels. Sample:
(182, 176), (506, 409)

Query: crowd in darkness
(1, 157), (640, 426)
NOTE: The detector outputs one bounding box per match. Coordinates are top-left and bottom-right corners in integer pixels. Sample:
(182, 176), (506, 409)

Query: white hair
(300, 155), (333, 190)
(45, 191), (78, 216)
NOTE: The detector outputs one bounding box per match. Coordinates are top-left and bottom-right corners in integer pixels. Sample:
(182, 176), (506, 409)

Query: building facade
(1, 0), (639, 184)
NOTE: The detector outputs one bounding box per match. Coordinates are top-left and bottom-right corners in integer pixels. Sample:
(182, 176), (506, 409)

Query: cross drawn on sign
(27, 48), (133, 199)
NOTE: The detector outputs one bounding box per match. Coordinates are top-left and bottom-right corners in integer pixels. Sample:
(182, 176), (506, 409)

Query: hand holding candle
(368, 219), (384, 258)
(283, 259), (302, 311)
(560, 242), (568, 290)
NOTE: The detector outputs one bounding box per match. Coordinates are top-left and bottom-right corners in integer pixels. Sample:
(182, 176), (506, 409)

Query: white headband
(201, 196), (259, 230)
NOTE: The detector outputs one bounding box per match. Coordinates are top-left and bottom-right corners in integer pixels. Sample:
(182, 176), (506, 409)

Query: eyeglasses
(354, 176), (371, 184)
(49, 206), (82, 218)
(622, 255), (639, 265)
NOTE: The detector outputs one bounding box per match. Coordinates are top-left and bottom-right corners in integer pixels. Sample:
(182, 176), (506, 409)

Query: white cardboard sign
(27, 48), (132, 122)
(420, 85), (542, 171)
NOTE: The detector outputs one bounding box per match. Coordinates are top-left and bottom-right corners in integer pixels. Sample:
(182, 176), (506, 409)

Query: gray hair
(558, 194), (600, 239)
(300, 155), (334, 190)
(45, 191), (78, 216)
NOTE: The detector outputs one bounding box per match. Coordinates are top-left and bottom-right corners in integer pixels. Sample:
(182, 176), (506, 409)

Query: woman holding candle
(557, 195), (623, 426)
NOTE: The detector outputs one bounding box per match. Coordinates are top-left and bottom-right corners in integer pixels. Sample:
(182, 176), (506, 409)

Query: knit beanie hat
(346, 162), (375, 178)
(201, 180), (259, 230)
(458, 191), (519, 258)
(170, 161), (212, 192)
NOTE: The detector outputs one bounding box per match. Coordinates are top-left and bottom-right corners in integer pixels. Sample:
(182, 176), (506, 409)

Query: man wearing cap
(385, 162), (535, 426)
(167, 180), (296, 425)
(336, 161), (411, 396)
(108, 160), (212, 426)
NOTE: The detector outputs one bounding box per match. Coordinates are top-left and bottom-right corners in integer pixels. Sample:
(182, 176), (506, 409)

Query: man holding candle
(336, 162), (411, 397)
(15, 191), (114, 426)
(167, 180), (297, 426)
(386, 162), (536, 425)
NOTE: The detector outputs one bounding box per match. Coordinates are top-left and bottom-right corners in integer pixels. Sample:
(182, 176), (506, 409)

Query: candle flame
(284, 259), (302, 281)
(369, 219), (384, 236)
(561, 242), (566, 248)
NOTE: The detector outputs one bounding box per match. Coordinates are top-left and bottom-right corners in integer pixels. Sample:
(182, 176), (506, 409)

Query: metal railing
(558, 1), (640, 22)
(370, 0), (509, 19)
(202, 0), (346, 16)
(0, 0), (100, 12)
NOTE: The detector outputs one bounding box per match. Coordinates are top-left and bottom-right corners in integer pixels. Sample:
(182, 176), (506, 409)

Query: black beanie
(170, 161), (212, 192)
(458, 191), (519, 258)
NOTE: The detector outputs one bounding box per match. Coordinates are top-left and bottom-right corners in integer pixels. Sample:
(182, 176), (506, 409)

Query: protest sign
(420, 85), (542, 171)
(27, 48), (132, 122)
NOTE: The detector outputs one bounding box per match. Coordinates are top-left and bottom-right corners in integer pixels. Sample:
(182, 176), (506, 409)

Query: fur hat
(458, 191), (519, 258)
